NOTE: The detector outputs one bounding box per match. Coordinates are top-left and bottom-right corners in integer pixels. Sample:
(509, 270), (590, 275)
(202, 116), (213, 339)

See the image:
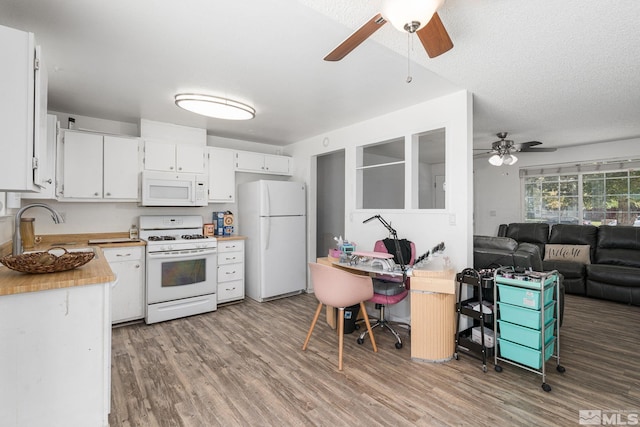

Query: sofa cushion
(549, 224), (598, 262)
(513, 242), (543, 271)
(595, 225), (640, 268)
(587, 264), (640, 288)
(473, 236), (518, 269)
(542, 259), (586, 279)
(504, 223), (549, 255)
(544, 244), (591, 264)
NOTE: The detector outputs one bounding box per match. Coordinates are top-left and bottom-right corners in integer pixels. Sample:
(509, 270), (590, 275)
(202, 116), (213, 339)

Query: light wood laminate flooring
(109, 293), (640, 426)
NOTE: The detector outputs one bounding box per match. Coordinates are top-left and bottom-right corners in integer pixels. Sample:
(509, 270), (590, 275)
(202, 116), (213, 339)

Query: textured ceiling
(1, 0), (639, 150)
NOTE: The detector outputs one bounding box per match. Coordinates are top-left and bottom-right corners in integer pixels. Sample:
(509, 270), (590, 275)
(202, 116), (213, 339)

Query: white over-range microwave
(140, 170), (208, 206)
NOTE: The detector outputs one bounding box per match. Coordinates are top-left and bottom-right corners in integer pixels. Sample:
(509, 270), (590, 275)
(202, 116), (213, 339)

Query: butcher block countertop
(0, 247), (114, 296)
(0, 232), (142, 296)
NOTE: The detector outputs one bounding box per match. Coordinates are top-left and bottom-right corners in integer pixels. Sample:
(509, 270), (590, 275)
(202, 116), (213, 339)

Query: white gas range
(139, 215), (217, 324)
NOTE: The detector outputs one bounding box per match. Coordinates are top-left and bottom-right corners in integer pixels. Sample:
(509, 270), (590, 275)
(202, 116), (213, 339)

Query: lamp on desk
(362, 215), (406, 280)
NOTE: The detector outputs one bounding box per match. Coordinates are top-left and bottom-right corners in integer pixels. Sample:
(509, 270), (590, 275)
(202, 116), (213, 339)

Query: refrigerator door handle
(262, 182), (270, 217)
(263, 216), (270, 250)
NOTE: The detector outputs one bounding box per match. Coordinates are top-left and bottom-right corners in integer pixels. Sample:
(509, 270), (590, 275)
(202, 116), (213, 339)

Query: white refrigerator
(238, 180), (307, 302)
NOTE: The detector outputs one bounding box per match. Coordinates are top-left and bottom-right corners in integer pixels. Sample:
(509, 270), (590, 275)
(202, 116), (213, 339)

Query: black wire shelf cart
(492, 267), (566, 392)
(454, 268), (496, 372)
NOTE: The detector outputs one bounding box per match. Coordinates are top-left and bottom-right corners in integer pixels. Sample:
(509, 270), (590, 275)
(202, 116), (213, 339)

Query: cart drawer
(498, 319), (555, 350)
(497, 283), (555, 310)
(498, 301), (555, 330)
(498, 338), (555, 369)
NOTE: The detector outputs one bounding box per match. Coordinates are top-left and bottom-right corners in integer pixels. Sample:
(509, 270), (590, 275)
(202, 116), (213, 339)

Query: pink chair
(357, 239), (415, 349)
(303, 262), (378, 370)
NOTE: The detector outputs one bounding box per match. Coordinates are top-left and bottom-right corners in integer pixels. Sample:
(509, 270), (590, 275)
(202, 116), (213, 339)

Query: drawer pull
(226, 271), (236, 275)
(225, 256), (236, 261)
(116, 253), (132, 257)
(225, 287), (236, 291)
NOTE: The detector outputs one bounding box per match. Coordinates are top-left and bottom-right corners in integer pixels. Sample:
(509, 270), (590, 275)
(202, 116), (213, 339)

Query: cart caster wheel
(482, 365), (487, 373)
(557, 365), (566, 373)
(542, 383), (552, 392)
(495, 365), (503, 373)
(356, 338), (364, 345)
(395, 342), (403, 349)
(454, 353), (459, 360)
(354, 324), (360, 330)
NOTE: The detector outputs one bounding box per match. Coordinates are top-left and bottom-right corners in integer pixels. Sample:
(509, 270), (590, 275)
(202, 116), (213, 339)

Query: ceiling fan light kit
(174, 94), (255, 120)
(323, 0), (452, 62)
(381, 0), (444, 33)
(483, 132), (556, 166)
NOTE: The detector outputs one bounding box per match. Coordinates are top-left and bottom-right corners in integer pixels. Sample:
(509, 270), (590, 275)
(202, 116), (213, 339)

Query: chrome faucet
(13, 203), (65, 255)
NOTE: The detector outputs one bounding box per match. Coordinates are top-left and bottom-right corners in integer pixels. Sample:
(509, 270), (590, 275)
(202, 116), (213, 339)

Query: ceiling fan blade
(416, 12), (453, 58)
(521, 147), (557, 153)
(519, 141), (543, 148)
(324, 14), (386, 61)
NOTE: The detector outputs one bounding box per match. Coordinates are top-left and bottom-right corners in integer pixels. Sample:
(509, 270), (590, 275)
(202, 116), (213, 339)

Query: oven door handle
(147, 248), (218, 259)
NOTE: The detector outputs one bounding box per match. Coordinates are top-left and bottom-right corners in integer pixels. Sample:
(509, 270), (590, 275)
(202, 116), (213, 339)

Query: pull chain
(406, 32), (412, 83)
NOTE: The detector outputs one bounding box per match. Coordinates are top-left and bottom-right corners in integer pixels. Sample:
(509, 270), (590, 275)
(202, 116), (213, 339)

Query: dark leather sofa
(473, 235), (565, 325)
(498, 222), (640, 306)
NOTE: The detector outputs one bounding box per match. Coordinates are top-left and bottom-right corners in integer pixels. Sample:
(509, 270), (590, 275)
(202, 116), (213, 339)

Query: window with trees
(523, 168), (640, 226)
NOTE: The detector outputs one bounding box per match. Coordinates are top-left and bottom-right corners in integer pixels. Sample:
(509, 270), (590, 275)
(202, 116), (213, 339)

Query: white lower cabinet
(0, 283), (111, 427)
(103, 246), (145, 324)
(217, 239), (245, 304)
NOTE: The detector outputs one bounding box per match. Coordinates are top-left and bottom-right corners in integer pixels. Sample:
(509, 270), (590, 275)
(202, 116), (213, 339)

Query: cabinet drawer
(217, 280), (244, 303)
(102, 246), (143, 262)
(218, 251), (243, 265)
(218, 263), (243, 282)
(218, 240), (244, 253)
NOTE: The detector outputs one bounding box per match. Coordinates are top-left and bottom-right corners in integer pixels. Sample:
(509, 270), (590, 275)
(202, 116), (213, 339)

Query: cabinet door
(62, 131), (103, 198)
(103, 136), (140, 200)
(264, 155), (291, 175)
(23, 114), (57, 199)
(144, 140), (175, 171)
(235, 151), (265, 172)
(176, 144), (205, 173)
(208, 147), (235, 202)
(104, 247), (145, 324)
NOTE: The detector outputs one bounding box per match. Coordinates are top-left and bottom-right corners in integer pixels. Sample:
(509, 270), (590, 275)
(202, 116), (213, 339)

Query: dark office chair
(357, 238), (416, 349)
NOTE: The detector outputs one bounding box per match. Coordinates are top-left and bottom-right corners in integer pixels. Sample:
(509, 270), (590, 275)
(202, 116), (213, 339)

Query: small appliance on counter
(213, 211), (234, 236)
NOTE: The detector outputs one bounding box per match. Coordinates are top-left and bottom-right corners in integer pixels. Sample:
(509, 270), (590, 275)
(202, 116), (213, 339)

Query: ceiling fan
(477, 132), (557, 166)
(324, 0), (454, 62)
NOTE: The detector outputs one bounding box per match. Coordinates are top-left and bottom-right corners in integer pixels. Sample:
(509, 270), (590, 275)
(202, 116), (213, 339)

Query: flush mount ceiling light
(174, 94), (255, 120)
(381, 0), (445, 33)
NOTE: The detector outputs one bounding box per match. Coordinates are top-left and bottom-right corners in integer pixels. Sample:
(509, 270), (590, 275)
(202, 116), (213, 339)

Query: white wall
(473, 137), (640, 236)
(286, 91), (473, 272)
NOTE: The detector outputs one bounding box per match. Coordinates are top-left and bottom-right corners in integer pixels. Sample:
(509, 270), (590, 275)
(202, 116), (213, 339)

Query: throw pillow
(544, 244), (591, 264)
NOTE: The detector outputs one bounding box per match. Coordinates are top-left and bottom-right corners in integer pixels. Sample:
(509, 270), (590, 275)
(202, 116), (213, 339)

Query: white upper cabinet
(207, 147), (235, 202)
(144, 140), (206, 174)
(103, 136), (141, 199)
(59, 130), (141, 201)
(0, 25), (48, 192)
(234, 150), (292, 175)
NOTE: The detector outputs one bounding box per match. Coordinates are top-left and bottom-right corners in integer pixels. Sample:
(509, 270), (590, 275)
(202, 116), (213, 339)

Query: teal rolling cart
(493, 267), (566, 392)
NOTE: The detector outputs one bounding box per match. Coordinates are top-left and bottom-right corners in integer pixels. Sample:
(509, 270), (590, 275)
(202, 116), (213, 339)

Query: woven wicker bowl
(0, 247), (95, 274)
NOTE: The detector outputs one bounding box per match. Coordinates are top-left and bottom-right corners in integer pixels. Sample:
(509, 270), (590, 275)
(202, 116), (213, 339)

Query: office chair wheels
(395, 342), (403, 349)
(357, 337), (364, 345)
